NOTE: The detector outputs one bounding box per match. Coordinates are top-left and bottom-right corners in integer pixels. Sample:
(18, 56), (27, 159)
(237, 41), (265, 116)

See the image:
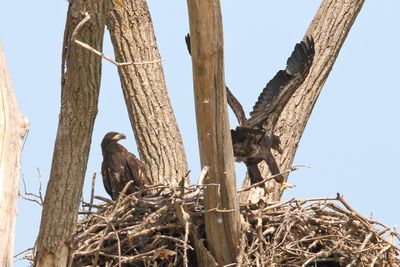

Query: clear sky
(1, 1), (399, 266)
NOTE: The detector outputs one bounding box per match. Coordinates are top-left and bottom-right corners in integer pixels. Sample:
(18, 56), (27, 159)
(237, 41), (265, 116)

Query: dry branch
(72, 12), (163, 67)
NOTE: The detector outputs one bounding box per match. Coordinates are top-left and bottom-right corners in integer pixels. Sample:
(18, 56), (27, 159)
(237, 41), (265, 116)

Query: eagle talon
(280, 182), (295, 191)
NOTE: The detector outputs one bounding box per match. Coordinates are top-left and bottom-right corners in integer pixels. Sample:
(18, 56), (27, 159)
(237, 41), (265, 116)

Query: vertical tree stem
(105, 0), (188, 185)
(187, 0), (240, 265)
(0, 42), (29, 267)
(35, 1), (104, 266)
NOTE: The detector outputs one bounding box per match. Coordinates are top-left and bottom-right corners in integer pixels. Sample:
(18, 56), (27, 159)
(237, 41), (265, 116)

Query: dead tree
(187, 0), (240, 265)
(0, 42), (29, 267)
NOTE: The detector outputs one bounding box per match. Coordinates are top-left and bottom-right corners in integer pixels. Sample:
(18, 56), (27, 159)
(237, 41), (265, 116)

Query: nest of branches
(72, 183), (400, 267)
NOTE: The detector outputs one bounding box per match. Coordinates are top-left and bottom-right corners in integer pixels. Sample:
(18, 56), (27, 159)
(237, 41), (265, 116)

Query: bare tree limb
(72, 12), (162, 67)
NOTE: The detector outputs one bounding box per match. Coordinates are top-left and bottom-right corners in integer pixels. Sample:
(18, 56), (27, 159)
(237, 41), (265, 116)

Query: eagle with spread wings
(101, 132), (151, 200)
(186, 35), (315, 185)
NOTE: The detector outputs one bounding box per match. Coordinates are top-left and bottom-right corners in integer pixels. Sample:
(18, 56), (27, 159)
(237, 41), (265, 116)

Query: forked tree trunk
(34, 1), (105, 266)
(105, 0), (188, 185)
(0, 42), (29, 267)
(187, 0), (240, 265)
(240, 0), (365, 203)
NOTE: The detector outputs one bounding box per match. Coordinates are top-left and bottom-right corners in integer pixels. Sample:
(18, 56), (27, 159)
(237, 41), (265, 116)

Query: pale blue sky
(1, 1), (399, 266)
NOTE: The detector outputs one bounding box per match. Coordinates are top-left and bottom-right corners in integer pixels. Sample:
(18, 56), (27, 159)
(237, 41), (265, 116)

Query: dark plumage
(101, 132), (151, 200)
(185, 34), (315, 185)
(231, 127), (283, 184)
(231, 37), (315, 184)
(246, 36), (315, 130)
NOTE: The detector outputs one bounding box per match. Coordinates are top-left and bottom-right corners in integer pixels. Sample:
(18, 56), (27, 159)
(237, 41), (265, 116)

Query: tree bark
(187, 0), (240, 265)
(0, 42), (29, 267)
(105, 0), (188, 185)
(240, 0), (365, 203)
(34, 1), (104, 266)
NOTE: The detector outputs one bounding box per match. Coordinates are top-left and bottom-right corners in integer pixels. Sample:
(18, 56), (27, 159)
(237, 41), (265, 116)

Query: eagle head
(101, 132), (126, 152)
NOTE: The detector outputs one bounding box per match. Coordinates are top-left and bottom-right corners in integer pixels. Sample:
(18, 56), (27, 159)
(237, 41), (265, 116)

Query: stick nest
(72, 185), (400, 267)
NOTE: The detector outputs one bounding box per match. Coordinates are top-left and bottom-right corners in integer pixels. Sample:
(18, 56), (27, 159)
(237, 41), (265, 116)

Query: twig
(370, 244), (391, 267)
(18, 194), (42, 206)
(94, 195), (113, 203)
(13, 247), (33, 259)
(262, 198), (295, 212)
(110, 223), (122, 267)
(183, 222), (189, 267)
(19, 171), (44, 206)
(71, 184), (400, 266)
(257, 214), (265, 267)
(301, 242), (340, 267)
(238, 168), (292, 192)
(36, 168), (44, 204)
(89, 171), (97, 212)
(71, 12), (163, 67)
(238, 164), (307, 193)
(336, 193), (372, 230)
(185, 166), (208, 200)
(346, 232), (374, 267)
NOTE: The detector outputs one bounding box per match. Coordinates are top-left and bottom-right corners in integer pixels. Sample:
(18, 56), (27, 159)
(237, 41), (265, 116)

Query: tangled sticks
(72, 184), (399, 266)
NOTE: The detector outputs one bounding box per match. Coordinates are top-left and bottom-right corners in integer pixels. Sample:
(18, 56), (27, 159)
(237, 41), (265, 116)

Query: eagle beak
(114, 133), (126, 141)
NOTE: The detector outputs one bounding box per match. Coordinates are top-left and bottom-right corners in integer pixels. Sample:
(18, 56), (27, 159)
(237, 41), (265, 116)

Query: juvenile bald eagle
(101, 132), (151, 200)
(185, 34), (315, 185)
(231, 37), (315, 184)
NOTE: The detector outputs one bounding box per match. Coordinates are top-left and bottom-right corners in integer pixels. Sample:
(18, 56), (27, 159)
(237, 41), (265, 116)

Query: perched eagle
(185, 34), (315, 185)
(101, 132), (151, 200)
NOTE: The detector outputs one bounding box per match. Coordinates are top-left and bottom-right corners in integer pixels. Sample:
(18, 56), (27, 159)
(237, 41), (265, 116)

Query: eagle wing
(246, 37), (315, 130)
(101, 161), (114, 198)
(126, 152), (151, 188)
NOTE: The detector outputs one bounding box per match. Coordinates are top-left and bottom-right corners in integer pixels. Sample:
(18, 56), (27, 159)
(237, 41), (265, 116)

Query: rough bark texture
(35, 1), (104, 266)
(0, 43), (29, 267)
(240, 0), (365, 203)
(105, 0), (188, 185)
(187, 0), (240, 265)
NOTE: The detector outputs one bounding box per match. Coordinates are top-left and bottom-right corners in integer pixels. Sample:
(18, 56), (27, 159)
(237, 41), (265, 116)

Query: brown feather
(246, 37), (314, 130)
(101, 132), (150, 200)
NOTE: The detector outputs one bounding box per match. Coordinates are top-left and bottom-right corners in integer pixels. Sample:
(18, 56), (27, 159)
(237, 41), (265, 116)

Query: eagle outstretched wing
(246, 37), (315, 130)
(185, 34), (315, 185)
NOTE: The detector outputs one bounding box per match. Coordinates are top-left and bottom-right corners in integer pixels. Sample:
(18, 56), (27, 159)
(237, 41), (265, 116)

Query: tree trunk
(34, 1), (104, 266)
(0, 42), (29, 267)
(105, 0), (188, 185)
(187, 0), (240, 265)
(240, 0), (365, 203)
